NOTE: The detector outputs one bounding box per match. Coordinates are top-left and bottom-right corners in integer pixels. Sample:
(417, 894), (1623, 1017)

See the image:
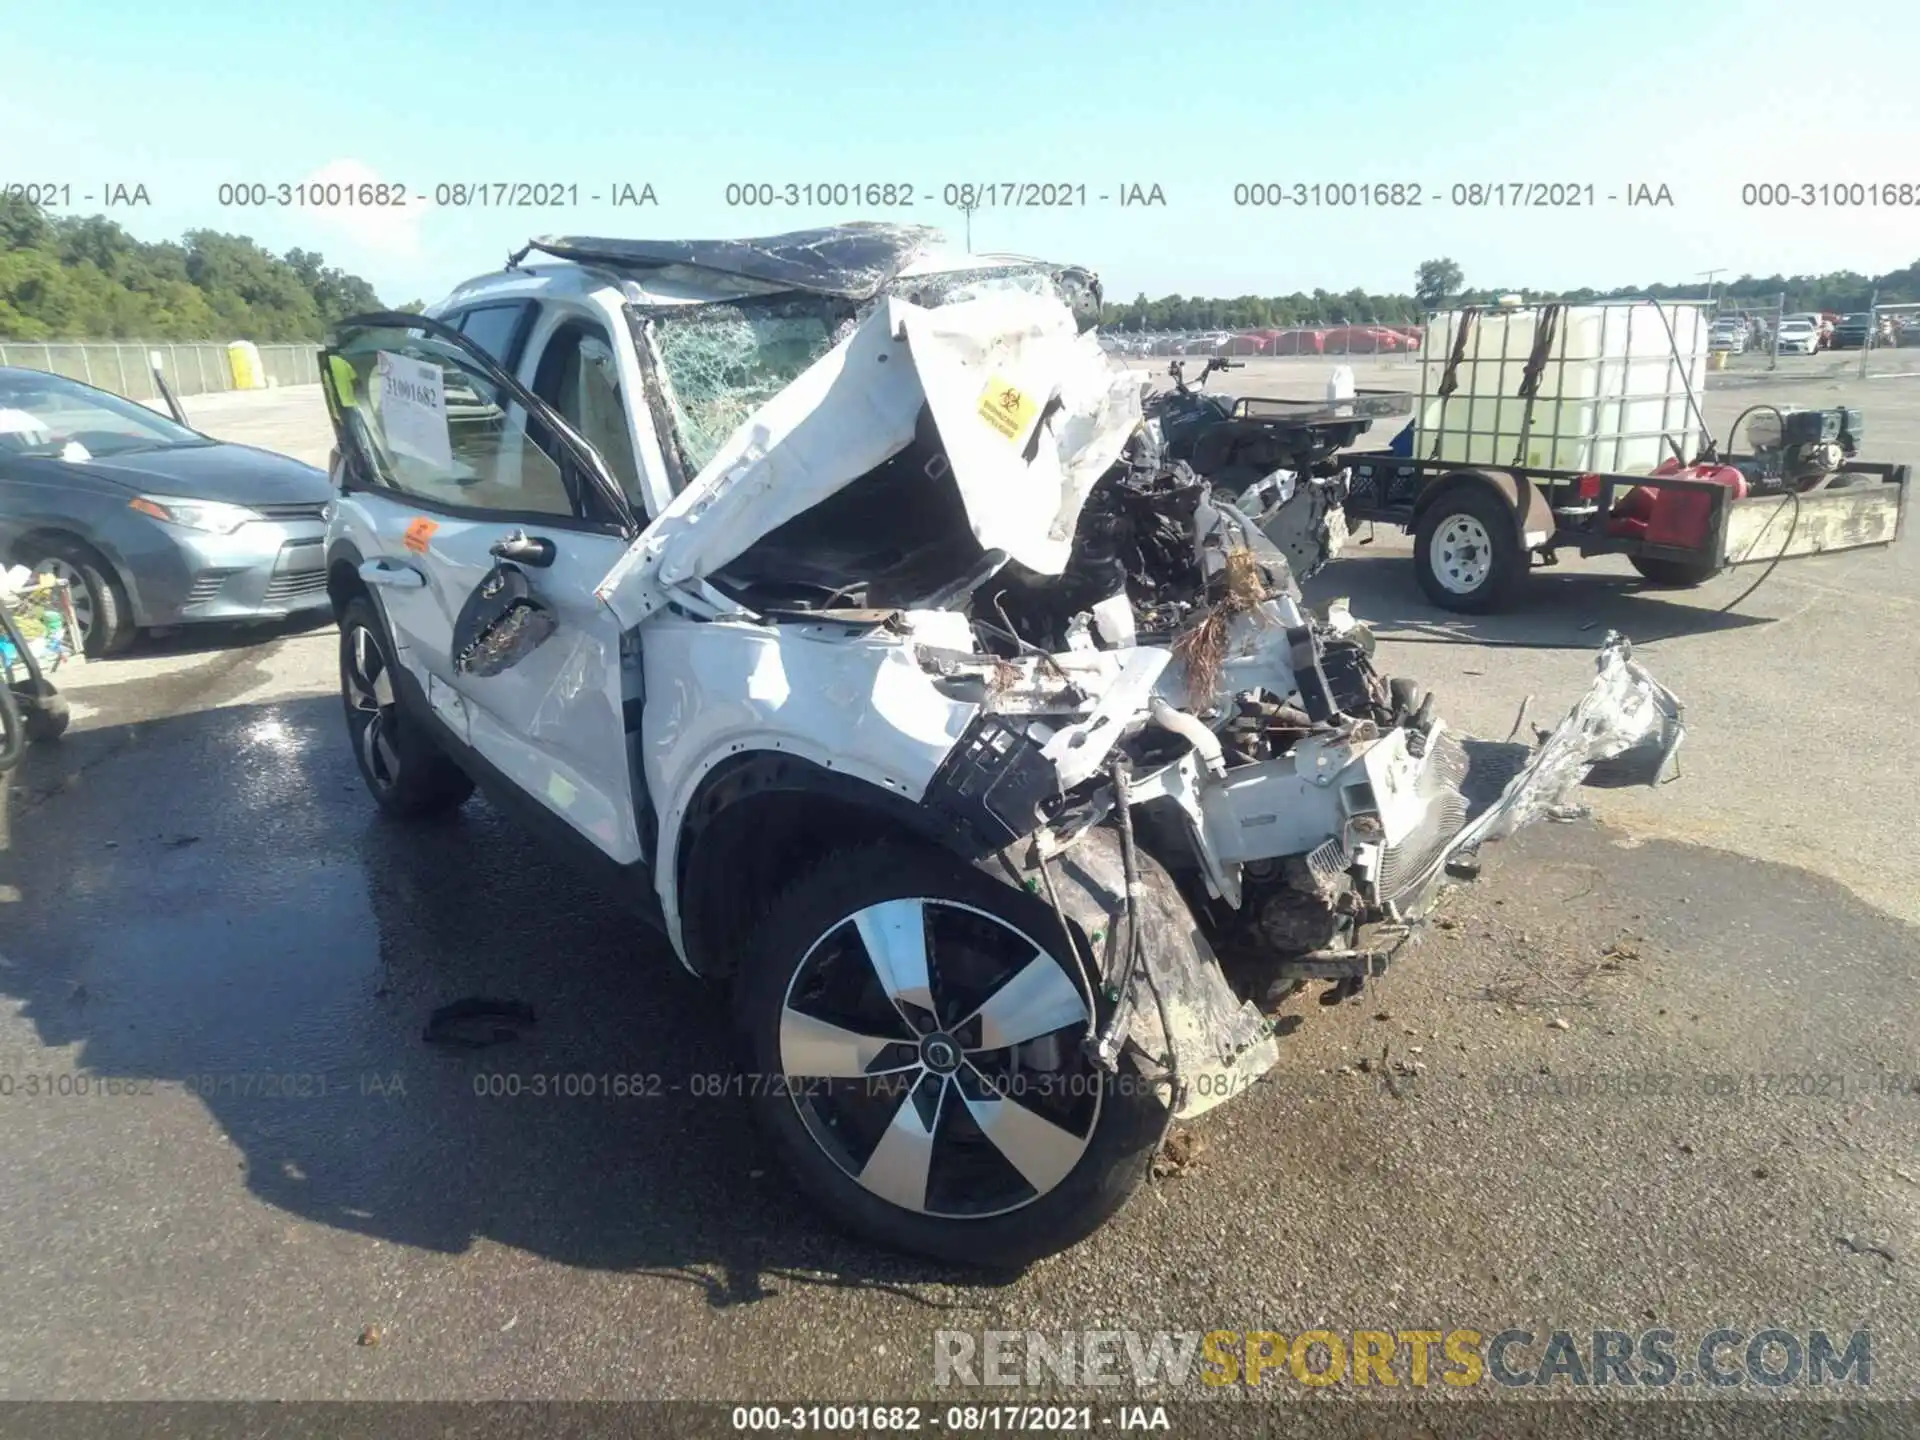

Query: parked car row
(1711, 310), (1916, 356)
(0, 368), (335, 655)
(1104, 324), (1425, 358)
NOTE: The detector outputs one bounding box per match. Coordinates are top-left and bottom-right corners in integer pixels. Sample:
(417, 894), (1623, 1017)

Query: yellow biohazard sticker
(977, 374), (1036, 441)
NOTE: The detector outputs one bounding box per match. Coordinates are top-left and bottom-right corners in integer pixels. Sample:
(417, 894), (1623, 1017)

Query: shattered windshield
(646, 299), (847, 479)
(632, 261), (1100, 483)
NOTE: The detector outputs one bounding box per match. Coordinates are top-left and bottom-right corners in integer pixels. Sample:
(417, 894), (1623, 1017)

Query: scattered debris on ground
(1833, 1236), (1897, 1277)
(1153, 1129), (1205, 1178)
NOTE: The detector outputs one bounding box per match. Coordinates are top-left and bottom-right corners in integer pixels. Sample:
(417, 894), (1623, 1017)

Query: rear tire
(24, 538), (134, 657)
(1413, 486), (1527, 613)
(1629, 556), (1718, 587)
(735, 842), (1164, 1268)
(338, 595), (474, 818)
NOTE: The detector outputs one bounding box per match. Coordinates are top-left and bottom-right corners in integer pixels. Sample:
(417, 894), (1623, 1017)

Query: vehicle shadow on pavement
(1311, 550), (1776, 652)
(0, 695), (1013, 1307)
(128, 610), (336, 660)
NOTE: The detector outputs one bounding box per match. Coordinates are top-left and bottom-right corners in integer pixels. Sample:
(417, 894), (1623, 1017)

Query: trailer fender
(1412, 468), (1555, 551)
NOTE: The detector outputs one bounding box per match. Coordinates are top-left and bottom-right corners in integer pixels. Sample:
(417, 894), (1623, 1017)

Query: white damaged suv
(319, 224), (1683, 1266)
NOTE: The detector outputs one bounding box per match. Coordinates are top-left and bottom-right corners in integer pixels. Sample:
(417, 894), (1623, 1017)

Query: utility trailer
(1339, 299), (1911, 611)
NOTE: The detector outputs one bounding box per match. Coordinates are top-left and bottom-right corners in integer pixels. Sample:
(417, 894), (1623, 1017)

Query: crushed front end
(595, 267), (1685, 1123)
(914, 451), (1684, 1117)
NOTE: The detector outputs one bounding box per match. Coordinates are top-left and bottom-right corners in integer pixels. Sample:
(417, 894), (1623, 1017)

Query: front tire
(735, 843), (1165, 1268)
(338, 595), (474, 818)
(1414, 486), (1527, 613)
(26, 539), (134, 657)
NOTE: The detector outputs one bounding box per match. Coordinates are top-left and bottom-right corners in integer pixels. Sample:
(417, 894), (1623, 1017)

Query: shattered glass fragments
(651, 304), (841, 476)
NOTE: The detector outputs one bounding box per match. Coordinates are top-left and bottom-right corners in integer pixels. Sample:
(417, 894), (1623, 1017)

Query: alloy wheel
(33, 556), (92, 646)
(1430, 513), (1495, 595)
(779, 897), (1099, 1219)
(343, 622), (401, 791)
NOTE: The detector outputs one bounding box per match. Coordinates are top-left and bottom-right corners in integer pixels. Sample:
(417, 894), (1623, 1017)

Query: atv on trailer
(1137, 355), (1413, 580)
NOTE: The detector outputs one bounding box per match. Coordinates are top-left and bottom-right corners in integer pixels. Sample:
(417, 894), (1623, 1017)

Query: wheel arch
(8, 524), (137, 599)
(1411, 467), (1553, 546)
(8, 524), (145, 638)
(326, 539), (368, 622)
(673, 750), (992, 982)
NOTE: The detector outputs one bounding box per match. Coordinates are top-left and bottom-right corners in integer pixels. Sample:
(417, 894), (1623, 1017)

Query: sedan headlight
(128, 495), (262, 535)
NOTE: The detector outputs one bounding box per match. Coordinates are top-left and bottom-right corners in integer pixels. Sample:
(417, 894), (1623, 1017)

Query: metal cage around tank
(1412, 298), (1714, 478)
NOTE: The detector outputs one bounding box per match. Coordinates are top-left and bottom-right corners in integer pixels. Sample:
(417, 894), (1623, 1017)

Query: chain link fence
(0, 341), (322, 403)
(1708, 295), (1785, 370)
(1865, 300), (1920, 376)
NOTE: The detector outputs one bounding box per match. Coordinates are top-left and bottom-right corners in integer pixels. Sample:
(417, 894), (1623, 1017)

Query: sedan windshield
(0, 371), (208, 458)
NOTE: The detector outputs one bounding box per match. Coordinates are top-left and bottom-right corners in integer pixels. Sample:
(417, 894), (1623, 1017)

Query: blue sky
(5, 0), (1918, 306)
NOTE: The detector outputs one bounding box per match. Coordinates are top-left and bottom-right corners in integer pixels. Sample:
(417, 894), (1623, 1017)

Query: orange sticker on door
(976, 375), (1036, 441)
(403, 517), (439, 554)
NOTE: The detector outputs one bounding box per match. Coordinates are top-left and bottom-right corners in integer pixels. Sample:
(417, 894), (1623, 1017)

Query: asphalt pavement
(0, 373), (1915, 1416)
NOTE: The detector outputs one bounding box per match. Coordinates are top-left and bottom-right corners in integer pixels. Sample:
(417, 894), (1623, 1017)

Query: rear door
(321, 312), (650, 863)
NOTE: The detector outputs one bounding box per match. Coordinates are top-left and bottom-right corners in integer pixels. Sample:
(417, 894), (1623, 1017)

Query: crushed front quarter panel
(994, 825), (1279, 1123)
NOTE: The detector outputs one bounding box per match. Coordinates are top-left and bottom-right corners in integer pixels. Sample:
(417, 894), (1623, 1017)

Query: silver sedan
(0, 366), (335, 655)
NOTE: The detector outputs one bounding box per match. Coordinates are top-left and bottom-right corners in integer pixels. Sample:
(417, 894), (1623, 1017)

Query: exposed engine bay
(911, 442), (1679, 1014)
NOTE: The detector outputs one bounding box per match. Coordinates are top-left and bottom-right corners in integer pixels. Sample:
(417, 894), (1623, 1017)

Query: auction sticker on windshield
(976, 374), (1037, 442)
(375, 350), (453, 470)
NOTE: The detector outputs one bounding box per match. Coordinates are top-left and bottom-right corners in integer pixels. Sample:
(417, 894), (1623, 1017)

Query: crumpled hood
(595, 290), (1142, 625)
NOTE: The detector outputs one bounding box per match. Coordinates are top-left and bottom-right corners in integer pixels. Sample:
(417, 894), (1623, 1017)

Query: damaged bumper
(1024, 633), (1682, 1118)
(1417, 630), (1685, 902)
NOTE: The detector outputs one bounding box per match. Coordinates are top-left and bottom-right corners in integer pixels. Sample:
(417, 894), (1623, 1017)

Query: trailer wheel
(1629, 556), (1718, 587)
(1414, 487), (1527, 612)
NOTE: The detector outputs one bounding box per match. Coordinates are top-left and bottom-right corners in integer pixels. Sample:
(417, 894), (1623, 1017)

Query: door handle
(359, 559), (426, 590)
(491, 529), (556, 567)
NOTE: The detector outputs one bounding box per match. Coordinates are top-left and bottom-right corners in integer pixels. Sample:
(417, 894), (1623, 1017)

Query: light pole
(1698, 268), (1726, 309)
(957, 203), (976, 254)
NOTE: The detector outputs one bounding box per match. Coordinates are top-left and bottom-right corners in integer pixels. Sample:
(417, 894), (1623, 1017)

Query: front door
(321, 313), (648, 864)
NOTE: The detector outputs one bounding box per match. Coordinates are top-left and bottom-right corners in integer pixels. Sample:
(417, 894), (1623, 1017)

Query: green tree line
(0, 195), (391, 342)
(1103, 256), (1920, 332)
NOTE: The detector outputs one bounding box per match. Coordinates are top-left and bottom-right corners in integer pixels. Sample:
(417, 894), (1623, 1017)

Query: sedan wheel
(36, 557), (94, 644)
(26, 541), (134, 656)
(738, 844), (1164, 1267)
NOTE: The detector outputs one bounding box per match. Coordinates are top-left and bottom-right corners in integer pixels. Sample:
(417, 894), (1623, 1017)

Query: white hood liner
(596, 291), (1142, 626)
